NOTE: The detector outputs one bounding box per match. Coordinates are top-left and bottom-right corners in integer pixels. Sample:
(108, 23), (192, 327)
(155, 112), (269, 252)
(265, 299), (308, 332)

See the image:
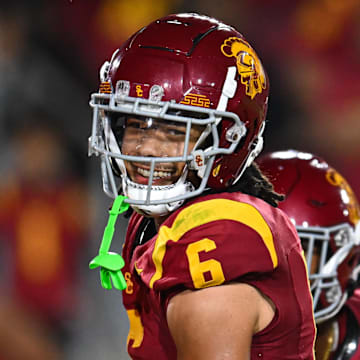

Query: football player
(88, 13), (316, 359)
(257, 150), (360, 359)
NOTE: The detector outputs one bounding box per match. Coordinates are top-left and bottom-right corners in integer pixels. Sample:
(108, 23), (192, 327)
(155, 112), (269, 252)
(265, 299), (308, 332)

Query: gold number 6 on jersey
(186, 238), (225, 289)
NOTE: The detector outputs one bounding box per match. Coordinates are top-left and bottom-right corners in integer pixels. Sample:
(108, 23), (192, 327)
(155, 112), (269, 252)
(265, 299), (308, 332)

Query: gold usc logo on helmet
(221, 37), (266, 99)
(326, 168), (360, 225)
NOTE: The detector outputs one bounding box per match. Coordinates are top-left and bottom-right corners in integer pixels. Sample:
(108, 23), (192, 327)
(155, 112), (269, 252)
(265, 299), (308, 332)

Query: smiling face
(121, 117), (203, 186)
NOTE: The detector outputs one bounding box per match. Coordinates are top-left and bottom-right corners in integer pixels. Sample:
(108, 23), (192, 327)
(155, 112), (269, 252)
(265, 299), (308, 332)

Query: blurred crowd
(0, 0), (359, 359)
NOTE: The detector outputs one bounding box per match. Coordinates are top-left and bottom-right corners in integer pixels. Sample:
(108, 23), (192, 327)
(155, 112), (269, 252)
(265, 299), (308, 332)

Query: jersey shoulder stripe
(149, 198), (277, 288)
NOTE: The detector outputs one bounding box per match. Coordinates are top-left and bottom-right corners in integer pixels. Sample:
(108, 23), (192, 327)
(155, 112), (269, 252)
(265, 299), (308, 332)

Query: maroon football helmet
(88, 13), (269, 216)
(257, 150), (360, 323)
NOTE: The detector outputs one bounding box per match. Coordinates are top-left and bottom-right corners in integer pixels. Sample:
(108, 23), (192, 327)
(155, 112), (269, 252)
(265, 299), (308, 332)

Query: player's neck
(153, 214), (170, 230)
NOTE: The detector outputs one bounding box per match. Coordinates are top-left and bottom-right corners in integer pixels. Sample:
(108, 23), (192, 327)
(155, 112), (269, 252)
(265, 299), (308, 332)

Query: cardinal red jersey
(122, 192), (316, 359)
(333, 290), (360, 359)
(343, 290), (360, 359)
(315, 289), (360, 359)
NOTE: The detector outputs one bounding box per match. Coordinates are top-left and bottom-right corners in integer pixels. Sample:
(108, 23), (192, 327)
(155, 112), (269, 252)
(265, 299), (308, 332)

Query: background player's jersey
(316, 289), (360, 359)
(122, 192), (316, 359)
(342, 290), (360, 359)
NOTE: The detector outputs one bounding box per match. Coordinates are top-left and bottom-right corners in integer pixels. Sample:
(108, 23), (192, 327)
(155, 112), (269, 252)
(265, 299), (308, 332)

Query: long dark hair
(124, 162), (284, 219)
(227, 162), (284, 207)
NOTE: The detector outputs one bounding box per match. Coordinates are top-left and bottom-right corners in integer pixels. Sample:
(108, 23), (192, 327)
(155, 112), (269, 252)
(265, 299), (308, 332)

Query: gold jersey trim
(149, 198), (277, 288)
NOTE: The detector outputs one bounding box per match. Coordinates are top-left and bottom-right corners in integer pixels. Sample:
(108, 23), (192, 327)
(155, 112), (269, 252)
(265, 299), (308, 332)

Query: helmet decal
(221, 37), (266, 99)
(180, 93), (211, 108)
(116, 80), (130, 97)
(135, 84), (144, 97)
(149, 85), (164, 102)
(212, 164), (221, 177)
(99, 81), (112, 94)
(326, 169), (360, 225)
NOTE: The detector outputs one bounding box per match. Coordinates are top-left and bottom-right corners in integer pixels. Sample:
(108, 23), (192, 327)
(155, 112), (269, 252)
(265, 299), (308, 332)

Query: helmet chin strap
(123, 169), (195, 217)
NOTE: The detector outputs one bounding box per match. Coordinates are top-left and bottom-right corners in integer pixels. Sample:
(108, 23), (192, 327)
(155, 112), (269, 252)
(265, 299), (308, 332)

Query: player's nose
(136, 134), (168, 158)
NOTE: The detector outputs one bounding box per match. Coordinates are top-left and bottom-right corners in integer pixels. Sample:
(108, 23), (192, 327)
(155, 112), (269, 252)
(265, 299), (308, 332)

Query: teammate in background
(88, 13), (316, 359)
(257, 150), (360, 360)
(0, 115), (89, 360)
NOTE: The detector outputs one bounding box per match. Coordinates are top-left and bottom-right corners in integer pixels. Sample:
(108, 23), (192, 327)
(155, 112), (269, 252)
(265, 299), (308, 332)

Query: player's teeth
(138, 168), (150, 177)
(137, 168), (171, 178)
(154, 171), (171, 178)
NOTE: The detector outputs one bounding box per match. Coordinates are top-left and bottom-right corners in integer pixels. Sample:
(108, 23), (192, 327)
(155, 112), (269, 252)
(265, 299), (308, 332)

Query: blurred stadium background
(0, 0), (359, 359)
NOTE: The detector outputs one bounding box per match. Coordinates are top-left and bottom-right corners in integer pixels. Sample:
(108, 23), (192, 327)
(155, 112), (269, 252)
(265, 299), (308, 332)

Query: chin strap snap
(89, 195), (130, 291)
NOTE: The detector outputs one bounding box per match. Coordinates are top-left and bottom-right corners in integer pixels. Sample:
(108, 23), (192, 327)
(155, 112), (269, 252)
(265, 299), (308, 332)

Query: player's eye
(127, 118), (147, 130)
(167, 127), (186, 136)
